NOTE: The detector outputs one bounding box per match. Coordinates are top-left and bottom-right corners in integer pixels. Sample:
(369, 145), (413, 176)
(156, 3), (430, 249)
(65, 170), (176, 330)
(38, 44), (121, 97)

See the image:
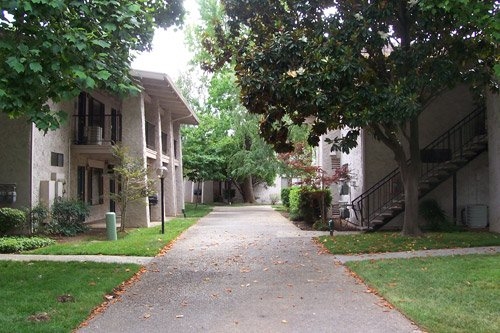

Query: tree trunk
(373, 116), (423, 237)
(399, 117), (423, 236)
(241, 176), (255, 203)
(400, 163), (422, 236)
(120, 204), (127, 232)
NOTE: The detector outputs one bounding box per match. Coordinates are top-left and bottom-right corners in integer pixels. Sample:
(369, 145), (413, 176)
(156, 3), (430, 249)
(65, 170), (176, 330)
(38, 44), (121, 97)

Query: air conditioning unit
(464, 204), (488, 228)
(85, 126), (102, 145)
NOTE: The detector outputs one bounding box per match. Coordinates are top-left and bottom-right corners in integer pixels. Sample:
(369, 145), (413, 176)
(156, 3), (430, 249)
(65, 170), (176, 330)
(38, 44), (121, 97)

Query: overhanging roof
(131, 69), (199, 125)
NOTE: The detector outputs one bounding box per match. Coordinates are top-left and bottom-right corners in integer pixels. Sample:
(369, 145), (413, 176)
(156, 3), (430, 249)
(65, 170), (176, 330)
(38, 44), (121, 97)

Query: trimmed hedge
(0, 208), (26, 235)
(281, 187), (291, 208)
(0, 236), (55, 253)
(289, 186), (302, 220)
(288, 186), (332, 224)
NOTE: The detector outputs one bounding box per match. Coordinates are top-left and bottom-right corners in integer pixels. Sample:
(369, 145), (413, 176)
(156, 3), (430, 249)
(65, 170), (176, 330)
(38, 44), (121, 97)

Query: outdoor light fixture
(156, 166), (168, 234)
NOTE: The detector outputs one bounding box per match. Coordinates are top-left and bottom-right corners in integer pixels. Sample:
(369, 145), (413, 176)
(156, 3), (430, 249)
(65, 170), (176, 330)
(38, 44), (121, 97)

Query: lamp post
(156, 166), (168, 234)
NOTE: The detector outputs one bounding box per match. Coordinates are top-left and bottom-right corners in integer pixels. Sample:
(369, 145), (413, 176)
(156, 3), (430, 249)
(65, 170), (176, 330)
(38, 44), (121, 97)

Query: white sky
(132, 0), (200, 81)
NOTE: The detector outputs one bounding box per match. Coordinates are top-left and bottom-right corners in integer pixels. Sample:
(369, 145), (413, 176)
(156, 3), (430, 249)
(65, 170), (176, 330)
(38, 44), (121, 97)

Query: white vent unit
(465, 204), (488, 228)
(85, 126), (102, 145)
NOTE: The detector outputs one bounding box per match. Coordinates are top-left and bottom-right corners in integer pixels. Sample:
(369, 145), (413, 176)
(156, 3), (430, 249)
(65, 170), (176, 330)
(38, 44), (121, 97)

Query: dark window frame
(51, 152), (64, 167)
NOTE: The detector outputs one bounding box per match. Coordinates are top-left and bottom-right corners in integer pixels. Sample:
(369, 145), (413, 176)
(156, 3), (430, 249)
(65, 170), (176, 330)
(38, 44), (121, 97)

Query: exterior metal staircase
(351, 106), (487, 230)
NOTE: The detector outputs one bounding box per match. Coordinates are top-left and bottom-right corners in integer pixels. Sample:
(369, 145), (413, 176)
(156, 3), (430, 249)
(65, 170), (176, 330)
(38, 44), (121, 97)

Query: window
(87, 167), (104, 205)
(174, 139), (178, 158)
(161, 132), (168, 154)
(78, 166), (103, 205)
(111, 108), (122, 143)
(331, 156), (341, 170)
(145, 121), (156, 149)
(89, 97), (105, 128)
(51, 152), (64, 167)
(77, 166), (86, 201)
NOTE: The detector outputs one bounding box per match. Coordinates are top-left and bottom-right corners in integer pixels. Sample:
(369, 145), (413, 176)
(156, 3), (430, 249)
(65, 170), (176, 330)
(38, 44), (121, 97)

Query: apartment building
(315, 87), (500, 233)
(0, 69), (198, 228)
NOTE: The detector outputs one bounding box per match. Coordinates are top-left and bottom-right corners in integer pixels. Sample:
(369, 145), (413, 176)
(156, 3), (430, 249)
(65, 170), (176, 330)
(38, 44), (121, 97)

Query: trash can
(105, 212), (117, 241)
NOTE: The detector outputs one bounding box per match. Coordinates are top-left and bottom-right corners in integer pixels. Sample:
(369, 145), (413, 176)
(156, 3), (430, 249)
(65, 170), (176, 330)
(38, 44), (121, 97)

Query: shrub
(419, 199), (457, 231)
(47, 198), (90, 236)
(26, 204), (50, 234)
(0, 236), (55, 253)
(312, 220), (329, 231)
(281, 188), (291, 208)
(288, 186), (302, 220)
(223, 189), (236, 200)
(0, 208), (26, 235)
(269, 193), (280, 205)
(298, 188), (332, 225)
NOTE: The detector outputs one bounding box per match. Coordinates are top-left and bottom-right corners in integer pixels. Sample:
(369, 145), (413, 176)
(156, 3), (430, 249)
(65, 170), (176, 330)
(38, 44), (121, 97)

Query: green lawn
(0, 203), (213, 332)
(26, 203), (213, 256)
(0, 261), (139, 333)
(319, 231), (500, 254)
(347, 254), (500, 333)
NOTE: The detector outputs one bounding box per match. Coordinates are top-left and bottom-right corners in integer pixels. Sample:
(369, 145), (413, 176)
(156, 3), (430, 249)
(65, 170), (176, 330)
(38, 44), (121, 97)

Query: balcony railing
(73, 114), (122, 145)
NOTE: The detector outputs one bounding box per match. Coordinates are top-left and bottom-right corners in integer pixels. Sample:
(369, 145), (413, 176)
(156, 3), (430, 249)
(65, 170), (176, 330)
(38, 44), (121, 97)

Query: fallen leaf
(144, 313), (151, 319)
(27, 312), (50, 322)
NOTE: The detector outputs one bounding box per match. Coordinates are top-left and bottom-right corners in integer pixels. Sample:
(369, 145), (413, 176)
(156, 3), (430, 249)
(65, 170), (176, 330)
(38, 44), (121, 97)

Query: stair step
(353, 108), (487, 232)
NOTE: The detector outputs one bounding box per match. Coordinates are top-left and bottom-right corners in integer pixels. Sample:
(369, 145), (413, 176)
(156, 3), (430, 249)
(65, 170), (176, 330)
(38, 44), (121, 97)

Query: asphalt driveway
(78, 205), (421, 333)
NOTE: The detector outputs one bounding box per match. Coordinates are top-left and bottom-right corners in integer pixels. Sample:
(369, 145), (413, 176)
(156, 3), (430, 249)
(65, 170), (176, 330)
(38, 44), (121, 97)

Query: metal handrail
(351, 106), (486, 229)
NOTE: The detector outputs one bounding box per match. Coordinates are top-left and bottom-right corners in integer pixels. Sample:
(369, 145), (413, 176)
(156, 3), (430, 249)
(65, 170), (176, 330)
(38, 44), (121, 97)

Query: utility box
(464, 204), (488, 228)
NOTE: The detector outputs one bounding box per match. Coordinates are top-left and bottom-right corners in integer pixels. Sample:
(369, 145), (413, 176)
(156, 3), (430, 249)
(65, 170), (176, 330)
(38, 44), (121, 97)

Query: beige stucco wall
(327, 85), (489, 228)
(0, 115), (31, 209)
(31, 101), (73, 208)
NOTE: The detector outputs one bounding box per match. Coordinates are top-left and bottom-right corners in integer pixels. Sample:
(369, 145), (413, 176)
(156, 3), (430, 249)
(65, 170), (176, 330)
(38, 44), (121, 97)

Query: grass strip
(26, 204), (213, 257)
(319, 231), (500, 254)
(0, 261), (139, 333)
(347, 254), (500, 333)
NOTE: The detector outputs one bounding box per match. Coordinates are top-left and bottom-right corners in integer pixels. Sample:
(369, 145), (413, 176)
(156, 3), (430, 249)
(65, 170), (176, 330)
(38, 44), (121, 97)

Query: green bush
(312, 220), (329, 231)
(47, 198), (90, 236)
(299, 188), (332, 225)
(0, 208), (26, 235)
(419, 199), (457, 231)
(281, 188), (291, 208)
(288, 186), (302, 220)
(0, 236), (55, 253)
(26, 203), (50, 234)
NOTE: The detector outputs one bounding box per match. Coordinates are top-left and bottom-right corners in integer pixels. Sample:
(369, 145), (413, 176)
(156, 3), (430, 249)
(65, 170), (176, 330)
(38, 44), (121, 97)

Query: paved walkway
(76, 206), (423, 333)
(1, 206), (497, 332)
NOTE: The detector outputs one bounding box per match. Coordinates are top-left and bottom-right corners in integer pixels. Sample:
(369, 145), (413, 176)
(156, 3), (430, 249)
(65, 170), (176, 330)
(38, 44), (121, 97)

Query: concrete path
(77, 206), (422, 333)
(0, 253), (151, 265)
(334, 245), (500, 263)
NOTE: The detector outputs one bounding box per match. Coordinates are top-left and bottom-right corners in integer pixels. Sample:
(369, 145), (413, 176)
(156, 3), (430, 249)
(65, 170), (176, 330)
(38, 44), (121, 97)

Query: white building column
(150, 99), (163, 222)
(173, 123), (185, 214)
(164, 109), (177, 216)
(120, 93), (150, 228)
(487, 91), (500, 233)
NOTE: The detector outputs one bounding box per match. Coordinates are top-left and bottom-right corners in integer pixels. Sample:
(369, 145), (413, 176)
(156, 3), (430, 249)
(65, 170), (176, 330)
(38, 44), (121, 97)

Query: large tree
(180, 0), (281, 203)
(180, 68), (279, 203)
(0, 0), (184, 130)
(201, 0), (498, 235)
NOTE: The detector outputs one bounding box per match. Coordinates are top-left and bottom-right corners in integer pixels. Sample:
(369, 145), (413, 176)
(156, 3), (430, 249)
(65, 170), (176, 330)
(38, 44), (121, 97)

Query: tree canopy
(201, 0), (498, 235)
(180, 0), (281, 203)
(0, 0), (184, 130)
